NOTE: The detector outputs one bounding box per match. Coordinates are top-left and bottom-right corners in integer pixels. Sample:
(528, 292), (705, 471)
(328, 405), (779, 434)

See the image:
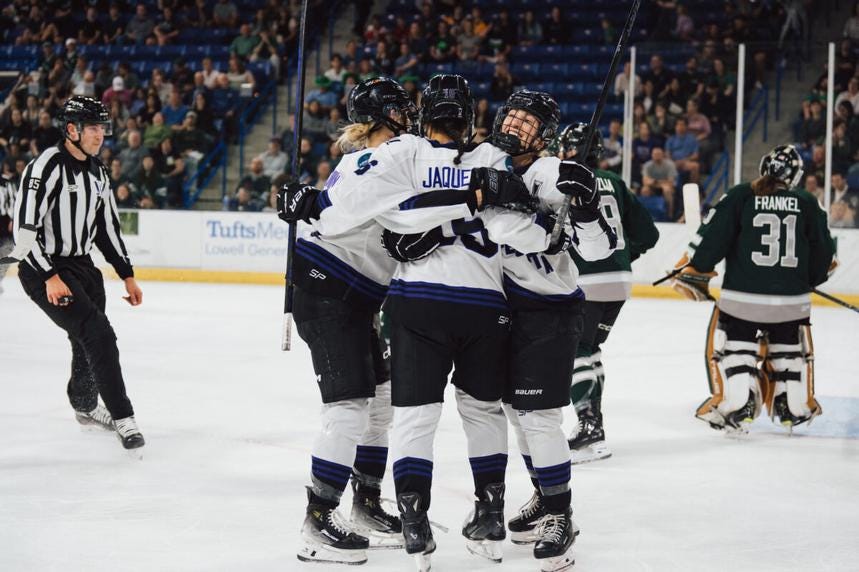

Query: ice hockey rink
(1, 279), (857, 572)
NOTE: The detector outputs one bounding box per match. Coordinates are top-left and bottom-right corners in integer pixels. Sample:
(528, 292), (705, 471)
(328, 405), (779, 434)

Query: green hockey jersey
(570, 169), (659, 301)
(689, 183), (834, 323)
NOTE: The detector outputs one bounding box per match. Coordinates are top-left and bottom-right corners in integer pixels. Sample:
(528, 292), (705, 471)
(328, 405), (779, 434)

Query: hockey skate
(771, 393), (819, 431)
(722, 390), (759, 436)
(507, 491), (547, 545)
(350, 480), (403, 550)
(568, 409), (611, 465)
(297, 488), (369, 565)
(114, 416), (145, 457)
(75, 404), (114, 432)
(533, 508), (579, 572)
(462, 482), (505, 563)
(397, 492), (435, 571)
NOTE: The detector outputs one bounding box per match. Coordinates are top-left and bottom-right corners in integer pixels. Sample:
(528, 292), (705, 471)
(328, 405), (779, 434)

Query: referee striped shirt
(13, 143), (134, 280)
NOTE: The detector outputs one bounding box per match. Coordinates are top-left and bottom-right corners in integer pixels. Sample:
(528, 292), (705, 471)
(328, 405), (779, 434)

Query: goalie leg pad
(766, 322), (821, 425)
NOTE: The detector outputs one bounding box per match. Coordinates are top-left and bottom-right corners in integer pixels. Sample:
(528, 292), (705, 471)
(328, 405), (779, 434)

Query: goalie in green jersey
(670, 144), (836, 433)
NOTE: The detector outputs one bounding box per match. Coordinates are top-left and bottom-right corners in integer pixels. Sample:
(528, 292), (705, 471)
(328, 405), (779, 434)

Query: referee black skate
(3, 96), (145, 452)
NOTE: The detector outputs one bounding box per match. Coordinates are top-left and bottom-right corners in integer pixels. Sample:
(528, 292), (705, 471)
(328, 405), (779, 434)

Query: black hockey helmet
(556, 122), (604, 167)
(759, 144), (804, 189)
(58, 96), (112, 138)
(347, 76), (417, 135)
(491, 89), (561, 154)
(419, 74), (475, 142)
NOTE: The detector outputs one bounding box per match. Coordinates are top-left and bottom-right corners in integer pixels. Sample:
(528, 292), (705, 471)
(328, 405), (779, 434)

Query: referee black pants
(19, 257), (134, 420)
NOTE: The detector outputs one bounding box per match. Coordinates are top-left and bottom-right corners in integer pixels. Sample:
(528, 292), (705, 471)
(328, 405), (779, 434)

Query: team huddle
(276, 72), (837, 571)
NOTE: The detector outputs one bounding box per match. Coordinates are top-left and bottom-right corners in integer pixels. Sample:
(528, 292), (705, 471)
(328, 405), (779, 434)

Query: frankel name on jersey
(421, 166), (471, 189)
(754, 195), (800, 213)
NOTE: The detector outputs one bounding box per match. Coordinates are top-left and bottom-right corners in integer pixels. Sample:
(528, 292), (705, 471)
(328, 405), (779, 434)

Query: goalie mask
(759, 144), (803, 190)
(419, 74), (475, 142)
(491, 89), (560, 155)
(347, 76), (417, 136)
(555, 122), (604, 168)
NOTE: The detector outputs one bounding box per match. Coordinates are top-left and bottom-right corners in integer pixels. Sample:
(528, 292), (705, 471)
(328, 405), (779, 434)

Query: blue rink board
(749, 396), (859, 439)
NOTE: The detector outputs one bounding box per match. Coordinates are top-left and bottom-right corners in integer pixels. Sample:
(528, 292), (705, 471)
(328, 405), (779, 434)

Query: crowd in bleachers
(0, 0), (329, 210)
(257, 0), (793, 221)
(792, 1), (859, 228)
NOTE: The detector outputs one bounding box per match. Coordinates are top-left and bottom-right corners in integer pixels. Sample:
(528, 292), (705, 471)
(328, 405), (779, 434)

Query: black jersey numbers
(441, 219), (499, 258)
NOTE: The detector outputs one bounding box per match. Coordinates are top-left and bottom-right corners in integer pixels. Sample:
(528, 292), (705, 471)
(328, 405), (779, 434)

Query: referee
(4, 96), (145, 451)
(0, 169), (14, 294)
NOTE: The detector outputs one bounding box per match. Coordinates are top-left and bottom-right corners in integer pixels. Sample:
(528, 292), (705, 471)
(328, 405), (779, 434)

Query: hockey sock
(353, 445), (388, 488)
(310, 398), (370, 506)
(591, 350), (605, 413)
(390, 403), (442, 511)
(570, 353), (596, 412)
(392, 457), (434, 510)
(521, 454), (541, 492)
(534, 463), (572, 513)
(456, 388), (508, 499)
(517, 408), (571, 513)
(468, 453), (509, 499)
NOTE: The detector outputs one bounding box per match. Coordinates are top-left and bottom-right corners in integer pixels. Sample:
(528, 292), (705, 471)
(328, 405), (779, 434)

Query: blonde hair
(336, 122), (373, 153)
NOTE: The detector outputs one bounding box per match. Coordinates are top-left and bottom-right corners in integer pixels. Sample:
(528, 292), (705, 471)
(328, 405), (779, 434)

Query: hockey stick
(550, 0), (642, 244)
(812, 288), (859, 314)
(281, 0), (310, 351)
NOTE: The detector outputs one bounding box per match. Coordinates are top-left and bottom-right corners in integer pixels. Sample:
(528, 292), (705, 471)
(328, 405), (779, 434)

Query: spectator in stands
(102, 77), (132, 109)
(109, 158), (128, 188)
(831, 170), (859, 212)
(72, 70), (96, 98)
(303, 100), (329, 145)
(456, 19), (482, 64)
(119, 130), (147, 179)
(685, 98), (714, 166)
(357, 58), (377, 81)
(251, 137), (288, 182)
(47, 59), (70, 94)
(632, 122), (659, 182)
(803, 174), (823, 205)
(830, 198), (857, 228)
(0, 109), (31, 152)
(227, 187), (261, 211)
(429, 21), (456, 63)
(295, 136), (316, 183)
(70, 58), (87, 89)
(117, 62), (141, 92)
(712, 58), (735, 98)
(154, 7), (180, 46)
(395, 42), (419, 77)
(30, 110), (61, 154)
(406, 22), (429, 63)
(326, 107), (343, 142)
(845, 3), (859, 41)
(63, 39), (79, 70)
(800, 99), (826, 146)
(518, 10), (543, 46)
(674, 5), (694, 41)
(231, 24), (260, 60)
(151, 69), (174, 106)
(325, 54), (349, 84)
(143, 112), (171, 149)
(644, 55), (672, 100)
(328, 141), (343, 165)
(201, 58), (220, 90)
(213, 0), (239, 28)
(491, 62), (517, 101)
(543, 6), (570, 44)
(306, 76), (338, 112)
(664, 78), (687, 116)
(135, 155), (168, 208)
(601, 119), (623, 174)
(832, 121), (853, 174)
(239, 157), (271, 197)
(679, 57), (703, 99)
(126, 4), (155, 45)
(162, 91), (189, 128)
(226, 56), (256, 92)
(615, 62), (641, 99)
(191, 92), (216, 136)
(648, 101), (675, 144)
(700, 79), (731, 135)
(173, 111), (211, 160)
(251, 28), (280, 78)
(474, 98), (492, 142)
(153, 137), (186, 208)
(103, 4), (125, 44)
(172, 59), (195, 98)
(806, 144), (826, 183)
(641, 147), (678, 220)
(836, 77), (859, 113)
(115, 117), (140, 150)
(115, 182), (139, 209)
(315, 160), (332, 190)
(487, 9), (516, 58)
(666, 118), (700, 184)
(375, 41), (395, 76)
(137, 93), (162, 127)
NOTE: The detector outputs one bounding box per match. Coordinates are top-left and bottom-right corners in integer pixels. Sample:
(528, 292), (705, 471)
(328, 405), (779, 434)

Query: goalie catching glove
(277, 182), (322, 224)
(670, 254), (716, 302)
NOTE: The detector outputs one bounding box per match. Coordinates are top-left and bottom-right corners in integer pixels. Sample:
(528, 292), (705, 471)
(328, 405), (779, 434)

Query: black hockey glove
(557, 160), (599, 222)
(277, 182), (321, 224)
(469, 167), (538, 214)
(381, 227), (444, 263)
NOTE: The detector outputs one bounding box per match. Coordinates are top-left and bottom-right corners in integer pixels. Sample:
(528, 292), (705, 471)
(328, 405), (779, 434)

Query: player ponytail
(336, 122), (373, 153)
(751, 175), (780, 196)
(429, 118), (468, 165)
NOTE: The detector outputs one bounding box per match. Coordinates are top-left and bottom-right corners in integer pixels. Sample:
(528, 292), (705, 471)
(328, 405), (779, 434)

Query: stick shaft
(813, 288), (859, 313)
(551, 0), (642, 242)
(282, 0), (310, 351)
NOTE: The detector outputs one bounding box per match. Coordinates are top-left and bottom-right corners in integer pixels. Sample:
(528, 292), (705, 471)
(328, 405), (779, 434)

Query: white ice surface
(1, 279), (858, 572)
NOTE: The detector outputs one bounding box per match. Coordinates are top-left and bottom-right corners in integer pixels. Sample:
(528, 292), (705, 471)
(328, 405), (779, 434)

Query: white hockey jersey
(502, 156), (616, 309)
(293, 149), (395, 310)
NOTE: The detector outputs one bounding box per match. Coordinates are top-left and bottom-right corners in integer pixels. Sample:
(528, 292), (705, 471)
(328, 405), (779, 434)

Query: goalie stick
(281, 0), (309, 351)
(550, 0), (642, 244)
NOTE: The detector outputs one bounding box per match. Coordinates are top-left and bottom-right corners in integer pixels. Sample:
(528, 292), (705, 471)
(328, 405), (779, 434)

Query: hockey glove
(670, 254), (716, 302)
(534, 212), (573, 255)
(469, 167), (538, 213)
(381, 227), (445, 263)
(557, 160), (599, 222)
(277, 183), (321, 224)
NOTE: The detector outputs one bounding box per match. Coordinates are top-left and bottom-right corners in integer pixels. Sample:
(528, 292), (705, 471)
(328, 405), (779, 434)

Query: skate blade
(570, 443), (612, 466)
(348, 520), (405, 550)
(297, 543), (368, 565)
(465, 538), (503, 563)
(540, 551), (575, 572)
(125, 447), (144, 461)
(724, 423), (752, 439)
(509, 530), (539, 545)
(78, 423), (114, 433)
(412, 551), (432, 571)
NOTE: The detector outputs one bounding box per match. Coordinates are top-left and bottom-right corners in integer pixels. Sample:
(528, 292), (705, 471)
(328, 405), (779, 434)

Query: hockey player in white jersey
(482, 92), (615, 572)
(282, 74), (550, 570)
(277, 77), (417, 565)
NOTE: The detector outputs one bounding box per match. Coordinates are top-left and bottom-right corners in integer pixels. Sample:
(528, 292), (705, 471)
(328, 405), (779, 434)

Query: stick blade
(683, 184), (701, 230)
